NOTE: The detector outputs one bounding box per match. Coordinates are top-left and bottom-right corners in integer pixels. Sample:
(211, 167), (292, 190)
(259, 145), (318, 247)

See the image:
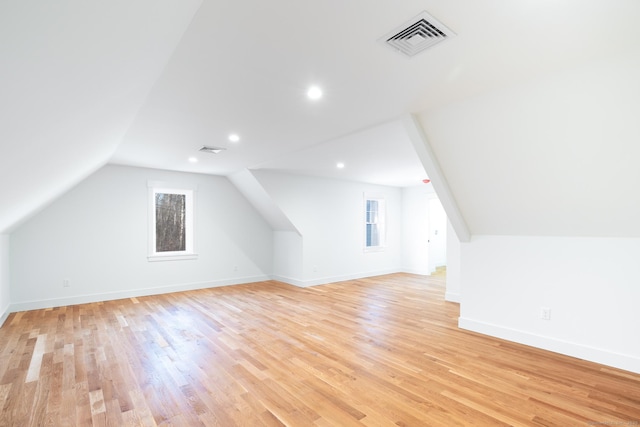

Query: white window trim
(148, 182), (198, 262)
(364, 192), (386, 253)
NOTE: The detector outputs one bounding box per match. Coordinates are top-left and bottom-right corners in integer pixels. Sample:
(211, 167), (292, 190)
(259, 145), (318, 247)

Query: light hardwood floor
(0, 273), (639, 426)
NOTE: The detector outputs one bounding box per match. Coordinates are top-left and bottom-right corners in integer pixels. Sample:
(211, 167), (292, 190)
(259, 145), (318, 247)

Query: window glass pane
(366, 224), (379, 247)
(365, 197), (384, 249)
(155, 193), (186, 252)
(366, 200), (378, 224)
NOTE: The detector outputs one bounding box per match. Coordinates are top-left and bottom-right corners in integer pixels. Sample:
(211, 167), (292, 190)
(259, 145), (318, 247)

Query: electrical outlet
(540, 307), (551, 320)
(63, 279), (70, 288)
(233, 266), (238, 272)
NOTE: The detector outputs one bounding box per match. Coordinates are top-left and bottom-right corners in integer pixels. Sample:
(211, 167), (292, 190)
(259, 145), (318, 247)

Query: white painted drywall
(459, 235), (640, 374)
(427, 198), (447, 273)
(272, 231), (304, 285)
(402, 115), (470, 243)
(419, 51), (640, 237)
(401, 185), (433, 275)
(228, 169), (299, 232)
(445, 220), (461, 303)
(0, 0), (202, 234)
(10, 165), (273, 311)
(401, 186), (450, 277)
(253, 171), (402, 286)
(416, 52), (640, 373)
(0, 235), (10, 325)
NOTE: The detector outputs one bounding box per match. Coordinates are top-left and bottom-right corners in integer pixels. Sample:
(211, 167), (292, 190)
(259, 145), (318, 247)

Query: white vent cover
(380, 11), (455, 57)
(199, 145), (226, 154)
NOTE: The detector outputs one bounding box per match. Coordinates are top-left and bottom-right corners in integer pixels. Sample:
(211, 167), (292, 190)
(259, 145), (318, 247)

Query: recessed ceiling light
(188, 157), (198, 163)
(336, 162), (345, 169)
(229, 133), (240, 142)
(307, 85), (323, 100)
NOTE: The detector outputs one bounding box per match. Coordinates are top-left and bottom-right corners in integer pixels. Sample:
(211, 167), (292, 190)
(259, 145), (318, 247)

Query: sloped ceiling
(0, 0), (202, 233)
(420, 51), (640, 237)
(2, 1), (640, 236)
(256, 120), (428, 188)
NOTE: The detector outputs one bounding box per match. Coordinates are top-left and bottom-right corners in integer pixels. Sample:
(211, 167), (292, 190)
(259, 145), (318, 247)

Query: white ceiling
(0, 0), (201, 232)
(2, 0), (640, 234)
(110, 0), (640, 182)
(253, 119), (428, 187)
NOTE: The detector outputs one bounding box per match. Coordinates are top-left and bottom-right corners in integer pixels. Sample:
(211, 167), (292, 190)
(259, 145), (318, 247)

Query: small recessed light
(229, 133), (240, 142)
(336, 162), (345, 169)
(307, 85), (323, 100)
(188, 157), (198, 163)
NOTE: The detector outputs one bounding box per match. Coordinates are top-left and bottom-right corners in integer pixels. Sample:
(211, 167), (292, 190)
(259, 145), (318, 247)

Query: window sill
(364, 246), (385, 253)
(148, 253), (199, 262)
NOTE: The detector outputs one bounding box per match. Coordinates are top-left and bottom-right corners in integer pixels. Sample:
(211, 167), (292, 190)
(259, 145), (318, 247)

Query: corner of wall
(401, 114), (470, 243)
(460, 235), (640, 374)
(459, 317), (640, 374)
(0, 300), (10, 327)
(0, 234), (10, 327)
(444, 220), (461, 303)
(444, 291), (461, 303)
(9, 166), (275, 310)
(8, 275), (272, 313)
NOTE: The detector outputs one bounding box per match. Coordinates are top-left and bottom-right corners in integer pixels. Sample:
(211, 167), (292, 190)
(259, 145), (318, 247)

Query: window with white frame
(364, 194), (386, 251)
(148, 183), (197, 261)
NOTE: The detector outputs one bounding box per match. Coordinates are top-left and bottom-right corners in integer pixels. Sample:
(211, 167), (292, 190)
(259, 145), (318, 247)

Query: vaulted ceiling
(2, 1), (640, 236)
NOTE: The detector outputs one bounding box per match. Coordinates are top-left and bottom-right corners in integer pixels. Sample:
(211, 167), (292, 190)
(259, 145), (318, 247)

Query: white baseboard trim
(8, 270), (405, 312)
(401, 267), (431, 276)
(270, 275), (309, 287)
(0, 304), (10, 328)
(444, 292), (460, 303)
(459, 317), (640, 374)
(9, 275), (271, 313)
(273, 269), (402, 288)
(271, 274), (305, 288)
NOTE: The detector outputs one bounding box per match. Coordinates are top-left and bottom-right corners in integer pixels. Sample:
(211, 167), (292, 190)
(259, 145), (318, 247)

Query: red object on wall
(422, 179), (431, 184)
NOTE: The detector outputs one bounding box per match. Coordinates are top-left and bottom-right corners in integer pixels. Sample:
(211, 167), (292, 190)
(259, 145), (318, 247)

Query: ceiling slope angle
(253, 119), (429, 188)
(108, 1), (640, 190)
(108, 1), (472, 181)
(5, 0), (640, 236)
(0, 0), (202, 233)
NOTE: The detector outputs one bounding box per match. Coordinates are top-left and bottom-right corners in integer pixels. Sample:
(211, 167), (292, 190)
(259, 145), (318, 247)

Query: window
(148, 183), (197, 261)
(364, 194), (386, 251)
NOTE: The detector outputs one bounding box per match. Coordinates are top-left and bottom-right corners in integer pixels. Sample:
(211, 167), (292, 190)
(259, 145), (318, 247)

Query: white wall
(445, 220), (461, 303)
(228, 169), (299, 232)
(10, 165), (273, 311)
(0, 0), (202, 234)
(272, 231), (303, 285)
(401, 186), (449, 276)
(427, 198), (447, 273)
(420, 51), (640, 238)
(413, 51), (640, 373)
(401, 186), (432, 275)
(254, 171), (402, 286)
(0, 235), (10, 325)
(459, 235), (640, 374)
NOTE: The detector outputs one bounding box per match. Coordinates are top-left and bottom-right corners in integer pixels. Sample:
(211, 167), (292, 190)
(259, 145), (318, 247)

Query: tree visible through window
(155, 192), (186, 252)
(148, 183), (196, 261)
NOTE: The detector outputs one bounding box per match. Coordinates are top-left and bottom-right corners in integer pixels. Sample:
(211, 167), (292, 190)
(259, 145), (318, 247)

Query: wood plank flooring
(0, 273), (639, 426)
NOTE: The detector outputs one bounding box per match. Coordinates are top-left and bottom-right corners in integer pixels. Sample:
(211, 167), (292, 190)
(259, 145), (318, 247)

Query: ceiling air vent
(199, 145), (226, 154)
(380, 11), (455, 57)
